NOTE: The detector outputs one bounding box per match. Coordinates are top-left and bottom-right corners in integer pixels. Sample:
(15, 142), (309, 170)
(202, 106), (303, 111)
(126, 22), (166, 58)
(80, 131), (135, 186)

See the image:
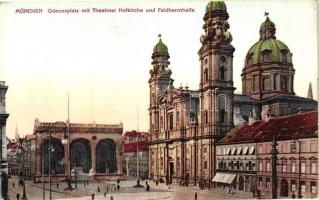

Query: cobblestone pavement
(8, 177), (256, 200)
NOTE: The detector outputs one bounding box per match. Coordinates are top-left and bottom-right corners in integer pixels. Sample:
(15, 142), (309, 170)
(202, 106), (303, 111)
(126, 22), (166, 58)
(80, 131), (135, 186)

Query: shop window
(291, 180), (296, 192)
(301, 181), (306, 193)
(258, 177), (263, 187)
(266, 178), (270, 188)
(311, 182), (317, 193)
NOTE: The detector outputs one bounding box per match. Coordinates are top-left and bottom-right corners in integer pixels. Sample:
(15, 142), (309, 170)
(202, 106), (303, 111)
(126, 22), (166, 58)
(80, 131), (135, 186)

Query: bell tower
(148, 35), (173, 140)
(198, 1), (235, 137)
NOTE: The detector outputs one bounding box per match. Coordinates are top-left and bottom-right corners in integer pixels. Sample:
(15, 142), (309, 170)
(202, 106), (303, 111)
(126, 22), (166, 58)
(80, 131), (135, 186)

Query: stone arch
(70, 138), (91, 173)
(96, 139), (117, 173)
(41, 137), (64, 174)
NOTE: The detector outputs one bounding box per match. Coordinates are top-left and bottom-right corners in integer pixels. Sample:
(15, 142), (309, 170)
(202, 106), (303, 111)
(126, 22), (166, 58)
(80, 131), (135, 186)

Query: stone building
(33, 119), (123, 182)
(148, 0), (317, 188)
(215, 111), (318, 198)
(215, 128), (257, 192)
(0, 81), (9, 200)
(18, 135), (36, 180)
(123, 131), (149, 179)
(256, 111), (318, 199)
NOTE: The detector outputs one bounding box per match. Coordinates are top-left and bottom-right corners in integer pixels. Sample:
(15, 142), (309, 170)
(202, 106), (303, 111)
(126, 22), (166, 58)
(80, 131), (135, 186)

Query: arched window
(70, 139), (91, 173)
(41, 138), (65, 174)
(205, 110), (208, 124)
(204, 68), (208, 83)
(220, 109), (226, 124)
(220, 66), (226, 80)
(96, 139), (117, 173)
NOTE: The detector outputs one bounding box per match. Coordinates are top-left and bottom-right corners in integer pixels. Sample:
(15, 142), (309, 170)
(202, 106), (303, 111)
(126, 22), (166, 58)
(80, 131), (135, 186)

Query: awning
(231, 147), (236, 155)
(243, 146), (249, 155)
(237, 146), (242, 155)
(249, 146), (255, 155)
(226, 147), (231, 155)
(212, 173), (236, 184)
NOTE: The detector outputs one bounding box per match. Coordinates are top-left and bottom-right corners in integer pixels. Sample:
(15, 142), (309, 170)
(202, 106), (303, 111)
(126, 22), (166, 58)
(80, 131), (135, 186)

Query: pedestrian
(146, 183), (150, 192)
(13, 182), (15, 188)
(194, 192), (197, 200)
(292, 193), (296, 199)
(104, 191), (107, 198)
(57, 183), (59, 188)
(110, 195), (113, 200)
(155, 179), (158, 186)
(91, 192), (95, 200)
(16, 193), (20, 200)
(84, 182), (86, 187)
(107, 186), (109, 193)
(75, 184), (77, 189)
(87, 180), (89, 185)
(98, 187), (100, 193)
(117, 184), (120, 191)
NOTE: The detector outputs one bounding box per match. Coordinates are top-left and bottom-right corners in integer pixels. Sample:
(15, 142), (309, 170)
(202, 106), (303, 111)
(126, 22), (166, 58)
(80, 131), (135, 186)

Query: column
(91, 142), (97, 174)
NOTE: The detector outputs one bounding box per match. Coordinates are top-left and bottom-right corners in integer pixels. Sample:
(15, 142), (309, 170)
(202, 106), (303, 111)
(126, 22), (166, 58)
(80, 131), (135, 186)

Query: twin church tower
(148, 1), (316, 186)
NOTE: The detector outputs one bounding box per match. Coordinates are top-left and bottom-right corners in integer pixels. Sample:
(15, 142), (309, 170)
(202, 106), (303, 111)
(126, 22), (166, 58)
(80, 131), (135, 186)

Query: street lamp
(271, 135), (278, 199)
(291, 139), (302, 199)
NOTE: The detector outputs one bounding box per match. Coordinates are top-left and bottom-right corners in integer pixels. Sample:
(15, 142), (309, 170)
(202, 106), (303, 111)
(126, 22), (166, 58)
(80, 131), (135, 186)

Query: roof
(206, 1), (227, 13)
(123, 130), (148, 138)
(247, 38), (290, 64)
(153, 38), (168, 54)
(262, 94), (318, 104)
(218, 111), (318, 145)
(124, 141), (148, 153)
(260, 17), (275, 29)
(234, 94), (259, 104)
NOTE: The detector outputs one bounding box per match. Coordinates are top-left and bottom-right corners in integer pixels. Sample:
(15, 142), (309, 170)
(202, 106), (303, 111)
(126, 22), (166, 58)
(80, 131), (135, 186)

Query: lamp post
(292, 139), (301, 199)
(271, 135), (278, 199)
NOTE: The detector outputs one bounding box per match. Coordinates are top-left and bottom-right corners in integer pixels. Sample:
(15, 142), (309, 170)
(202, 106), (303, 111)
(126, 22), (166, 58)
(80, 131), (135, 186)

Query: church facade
(148, 0), (317, 187)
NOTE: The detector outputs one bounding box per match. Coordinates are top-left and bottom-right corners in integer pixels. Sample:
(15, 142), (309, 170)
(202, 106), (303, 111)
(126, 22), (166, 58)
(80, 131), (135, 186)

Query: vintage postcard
(0, 0), (318, 199)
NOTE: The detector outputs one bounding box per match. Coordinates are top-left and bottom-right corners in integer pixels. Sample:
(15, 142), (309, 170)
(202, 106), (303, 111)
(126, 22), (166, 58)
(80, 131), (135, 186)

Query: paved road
(8, 178), (255, 200)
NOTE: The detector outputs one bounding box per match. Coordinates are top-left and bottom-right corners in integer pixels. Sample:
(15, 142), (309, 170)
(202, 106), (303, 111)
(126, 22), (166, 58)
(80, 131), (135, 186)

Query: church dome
(206, 1), (227, 13)
(247, 38), (290, 64)
(153, 38), (168, 53)
(245, 16), (291, 65)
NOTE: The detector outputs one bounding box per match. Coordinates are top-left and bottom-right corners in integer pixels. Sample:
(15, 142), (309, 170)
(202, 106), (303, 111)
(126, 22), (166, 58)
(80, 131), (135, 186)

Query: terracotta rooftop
(123, 130), (148, 138)
(218, 111), (318, 145)
(124, 141), (148, 153)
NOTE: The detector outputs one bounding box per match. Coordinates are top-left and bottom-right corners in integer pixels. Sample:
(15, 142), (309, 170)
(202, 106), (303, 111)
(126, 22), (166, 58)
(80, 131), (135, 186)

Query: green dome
(247, 38), (290, 64)
(153, 38), (168, 53)
(260, 17), (275, 29)
(206, 1), (227, 13)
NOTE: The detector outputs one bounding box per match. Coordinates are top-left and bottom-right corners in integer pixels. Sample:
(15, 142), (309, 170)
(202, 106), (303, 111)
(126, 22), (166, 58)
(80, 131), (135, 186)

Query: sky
(0, 0), (317, 139)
